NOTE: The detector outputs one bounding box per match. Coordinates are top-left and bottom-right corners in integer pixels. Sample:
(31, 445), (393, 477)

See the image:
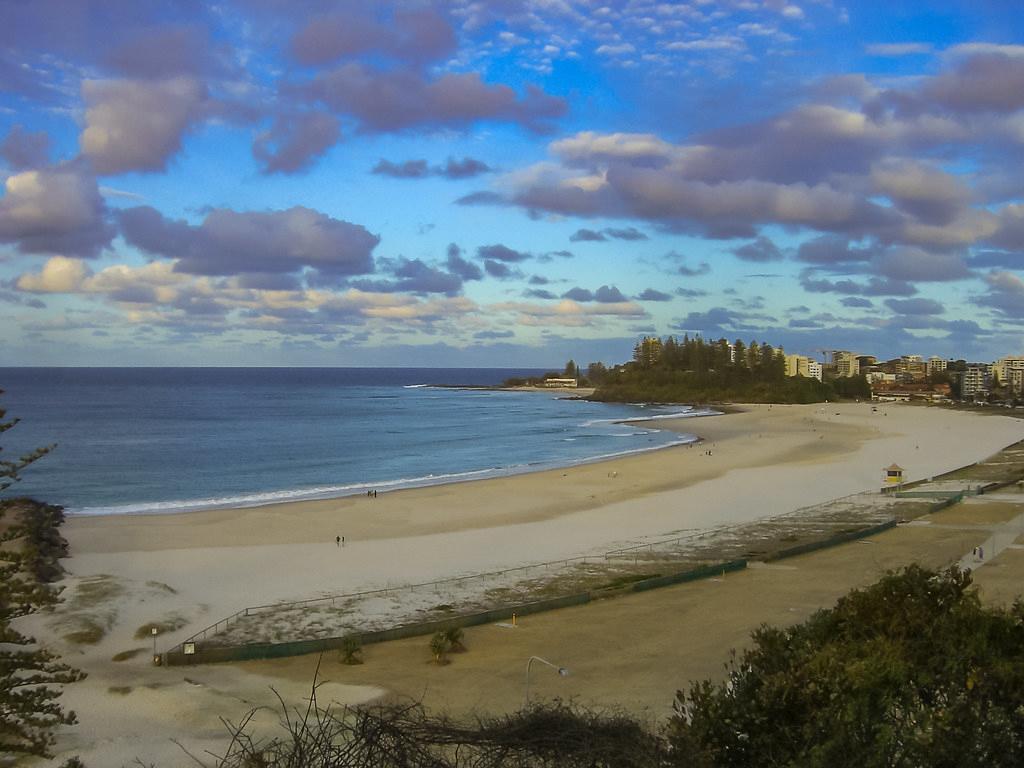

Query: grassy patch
(134, 614), (189, 639)
(68, 574), (125, 610)
(108, 686), (133, 695)
(63, 618), (108, 645)
(146, 580), (178, 594)
(111, 647), (147, 662)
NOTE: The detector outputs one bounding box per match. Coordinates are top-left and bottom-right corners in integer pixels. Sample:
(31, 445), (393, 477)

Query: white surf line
(957, 510), (1024, 572)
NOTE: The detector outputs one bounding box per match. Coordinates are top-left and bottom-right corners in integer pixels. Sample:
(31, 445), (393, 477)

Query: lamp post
(152, 626), (159, 665)
(525, 655), (569, 706)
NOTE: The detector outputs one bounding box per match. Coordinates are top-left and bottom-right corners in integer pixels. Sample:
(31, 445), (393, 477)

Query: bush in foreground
(207, 566), (1024, 767)
(669, 564), (1024, 767)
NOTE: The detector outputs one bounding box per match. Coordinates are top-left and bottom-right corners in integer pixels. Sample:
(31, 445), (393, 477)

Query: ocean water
(0, 368), (709, 516)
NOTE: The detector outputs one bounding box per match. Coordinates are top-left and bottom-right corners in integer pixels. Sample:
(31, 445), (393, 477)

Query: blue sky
(2, 0), (1023, 367)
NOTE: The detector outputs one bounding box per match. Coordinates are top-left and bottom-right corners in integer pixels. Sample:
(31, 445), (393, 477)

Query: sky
(1, 0), (1024, 368)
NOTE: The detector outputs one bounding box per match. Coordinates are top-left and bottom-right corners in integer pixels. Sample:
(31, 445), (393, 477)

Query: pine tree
(0, 390), (85, 759)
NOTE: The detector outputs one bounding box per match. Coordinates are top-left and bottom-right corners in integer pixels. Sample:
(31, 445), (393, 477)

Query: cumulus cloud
(16, 256), (92, 293)
(678, 261), (711, 277)
(103, 24), (216, 79)
(0, 166), (114, 257)
(80, 77), (208, 174)
(732, 235), (783, 262)
(569, 225), (647, 242)
(291, 7), (456, 67)
(922, 50), (1024, 115)
(841, 297), (874, 308)
(884, 297), (944, 315)
(570, 228), (606, 242)
(870, 159), (970, 225)
(800, 272), (917, 296)
(562, 287), (593, 301)
(871, 247), (971, 282)
(796, 235), (877, 264)
(978, 270), (1024, 320)
(0, 126), (50, 170)
(477, 244), (531, 262)
(636, 288), (673, 301)
(372, 156), (492, 179)
(303, 65), (566, 134)
(524, 288), (558, 299)
(253, 111), (341, 174)
(493, 298), (646, 327)
(118, 205), (379, 277)
(446, 243), (483, 281)
(866, 42), (932, 56)
(484, 260), (520, 279)
(351, 258), (463, 296)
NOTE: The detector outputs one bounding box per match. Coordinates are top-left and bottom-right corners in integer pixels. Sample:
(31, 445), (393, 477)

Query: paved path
(957, 510), (1024, 571)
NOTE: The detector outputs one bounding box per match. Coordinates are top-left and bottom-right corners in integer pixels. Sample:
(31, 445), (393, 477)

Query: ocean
(0, 368), (709, 516)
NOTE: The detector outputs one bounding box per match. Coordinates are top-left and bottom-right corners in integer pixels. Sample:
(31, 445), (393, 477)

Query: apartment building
(832, 350), (859, 378)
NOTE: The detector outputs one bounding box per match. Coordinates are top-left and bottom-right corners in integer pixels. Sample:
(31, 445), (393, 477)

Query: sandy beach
(27, 401), (1024, 766)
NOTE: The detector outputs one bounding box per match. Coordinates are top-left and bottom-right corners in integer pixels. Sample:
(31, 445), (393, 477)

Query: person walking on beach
(336, 536), (340, 547)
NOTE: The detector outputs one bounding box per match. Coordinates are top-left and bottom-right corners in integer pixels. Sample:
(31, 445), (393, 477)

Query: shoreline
(38, 402), (1024, 765)
(63, 401), (717, 519)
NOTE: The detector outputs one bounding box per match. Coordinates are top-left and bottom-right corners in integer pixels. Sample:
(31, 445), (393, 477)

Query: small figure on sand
(336, 535), (340, 547)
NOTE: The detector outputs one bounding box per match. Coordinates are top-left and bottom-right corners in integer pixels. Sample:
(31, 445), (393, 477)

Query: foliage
(0, 390), (85, 759)
(210, 675), (668, 768)
(208, 567), (1024, 767)
(429, 631), (450, 665)
(831, 374), (872, 399)
(442, 626), (466, 653)
(669, 565), (1024, 767)
(592, 335), (837, 404)
(339, 636), (363, 666)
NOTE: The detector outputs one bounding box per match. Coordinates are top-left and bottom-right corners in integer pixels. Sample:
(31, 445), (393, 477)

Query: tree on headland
(594, 335), (835, 404)
(0, 390), (85, 759)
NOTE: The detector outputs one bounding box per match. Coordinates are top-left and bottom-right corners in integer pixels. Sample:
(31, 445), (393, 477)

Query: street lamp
(525, 655), (569, 706)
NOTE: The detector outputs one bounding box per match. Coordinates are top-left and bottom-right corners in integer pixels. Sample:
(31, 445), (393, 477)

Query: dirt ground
(239, 497), (1020, 724)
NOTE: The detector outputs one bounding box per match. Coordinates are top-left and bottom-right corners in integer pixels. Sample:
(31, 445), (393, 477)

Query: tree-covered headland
(589, 335), (870, 404)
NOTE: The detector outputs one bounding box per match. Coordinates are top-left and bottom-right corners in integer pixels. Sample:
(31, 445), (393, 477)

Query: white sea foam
(68, 431), (703, 517)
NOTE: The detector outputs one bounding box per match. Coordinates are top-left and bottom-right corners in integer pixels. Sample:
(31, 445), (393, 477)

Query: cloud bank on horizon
(1, 0), (1023, 366)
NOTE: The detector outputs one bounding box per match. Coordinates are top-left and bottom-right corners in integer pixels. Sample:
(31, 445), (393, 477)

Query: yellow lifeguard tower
(883, 463), (904, 491)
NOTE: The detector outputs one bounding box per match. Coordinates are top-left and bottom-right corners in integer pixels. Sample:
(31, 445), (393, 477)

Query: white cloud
(16, 256), (92, 293)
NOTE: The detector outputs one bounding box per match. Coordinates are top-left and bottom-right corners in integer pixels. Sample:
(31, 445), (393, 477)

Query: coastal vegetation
(0, 391), (84, 760)
(210, 566), (1024, 767)
(588, 335), (869, 404)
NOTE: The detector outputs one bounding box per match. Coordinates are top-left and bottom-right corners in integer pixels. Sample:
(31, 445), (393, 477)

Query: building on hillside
(868, 371), (897, 385)
(856, 355), (877, 370)
(871, 381), (951, 402)
(785, 354), (810, 377)
(898, 356), (927, 382)
(542, 378), (578, 388)
(926, 357), (948, 377)
(832, 350), (859, 378)
(786, 354), (824, 381)
(993, 356), (1024, 393)
(958, 364), (992, 400)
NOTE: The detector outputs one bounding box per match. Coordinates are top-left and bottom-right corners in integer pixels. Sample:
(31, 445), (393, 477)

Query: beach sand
(28, 402), (1024, 766)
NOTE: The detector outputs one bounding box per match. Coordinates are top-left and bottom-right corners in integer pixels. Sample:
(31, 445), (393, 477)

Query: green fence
(764, 520), (898, 562)
(164, 559), (746, 666)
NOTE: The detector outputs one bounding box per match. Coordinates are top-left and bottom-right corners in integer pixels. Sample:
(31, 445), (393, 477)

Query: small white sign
(183, 642), (196, 655)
